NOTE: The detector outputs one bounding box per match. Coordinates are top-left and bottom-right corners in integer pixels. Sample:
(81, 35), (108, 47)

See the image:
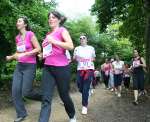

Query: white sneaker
(91, 89), (94, 94)
(82, 106), (87, 115)
(89, 90), (91, 96)
(138, 91), (146, 97)
(110, 88), (114, 92)
(70, 117), (76, 122)
(115, 91), (118, 95)
(117, 93), (121, 97)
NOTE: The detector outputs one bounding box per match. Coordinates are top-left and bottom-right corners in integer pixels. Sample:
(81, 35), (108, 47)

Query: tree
(91, 0), (150, 83)
(144, 0), (150, 83)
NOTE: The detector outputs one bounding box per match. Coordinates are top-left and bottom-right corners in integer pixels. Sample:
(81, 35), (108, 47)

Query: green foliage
(0, 0), (56, 88)
(93, 33), (133, 64)
(91, 0), (146, 50)
(34, 68), (42, 87)
(66, 16), (97, 46)
(91, 0), (150, 83)
(4, 61), (17, 75)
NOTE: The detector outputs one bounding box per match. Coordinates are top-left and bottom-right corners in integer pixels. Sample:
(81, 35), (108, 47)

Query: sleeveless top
(16, 31), (36, 64)
(43, 27), (69, 66)
(132, 57), (143, 73)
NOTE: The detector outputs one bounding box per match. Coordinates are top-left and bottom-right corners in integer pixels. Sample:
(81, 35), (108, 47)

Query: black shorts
(114, 74), (123, 87)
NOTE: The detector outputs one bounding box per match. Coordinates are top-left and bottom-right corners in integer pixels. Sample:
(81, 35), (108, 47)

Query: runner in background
(112, 55), (124, 97)
(108, 58), (114, 92)
(123, 63), (131, 91)
(94, 68), (101, 87)
(101, 58), (111, 89)
(73, 34), (96, 115)
(130, 49), (146, 105)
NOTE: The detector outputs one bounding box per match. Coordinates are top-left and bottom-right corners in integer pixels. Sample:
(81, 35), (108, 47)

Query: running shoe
(70, 116), (77, 122)
(82, 106), (87, 115)
(117, 93), (121, 97)
(132, 101), (138, 105)
(14, 116), (27, 122)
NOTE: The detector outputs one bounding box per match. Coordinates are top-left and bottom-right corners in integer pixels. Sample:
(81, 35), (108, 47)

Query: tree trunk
(144, 0), (150, 83)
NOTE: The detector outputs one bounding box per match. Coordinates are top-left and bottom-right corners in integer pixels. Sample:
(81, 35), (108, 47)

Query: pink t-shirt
(103, 63), (111, 76)
(43, 27), (69, 66)
(16, 31), (36, 64)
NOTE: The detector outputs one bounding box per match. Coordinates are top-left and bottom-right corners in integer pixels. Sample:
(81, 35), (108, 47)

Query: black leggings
(39, 65), (75, 122)
(123, 77), (130, 89)
(103, 74), (109, 88)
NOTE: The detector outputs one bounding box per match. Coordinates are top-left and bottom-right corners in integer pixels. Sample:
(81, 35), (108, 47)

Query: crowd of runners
(95, 50), (146, 106)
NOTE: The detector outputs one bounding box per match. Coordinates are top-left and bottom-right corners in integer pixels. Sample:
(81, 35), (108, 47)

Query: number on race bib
(43, 43), (52, 58)
(79, 61), (93, 69)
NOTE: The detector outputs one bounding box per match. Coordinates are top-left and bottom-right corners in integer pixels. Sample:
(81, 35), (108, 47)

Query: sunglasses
(80, 36), (86, 40)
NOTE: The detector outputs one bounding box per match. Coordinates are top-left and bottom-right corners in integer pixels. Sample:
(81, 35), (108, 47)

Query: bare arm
(25, 35), (41, 56)
(140, 57), (146, 68)
(47, 29), (74, 50)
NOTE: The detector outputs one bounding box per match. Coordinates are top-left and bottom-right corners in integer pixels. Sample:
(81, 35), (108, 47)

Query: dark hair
(19, 16), (31, 31)
(48, 11), (67, 26)
(133, 49), (140, 53)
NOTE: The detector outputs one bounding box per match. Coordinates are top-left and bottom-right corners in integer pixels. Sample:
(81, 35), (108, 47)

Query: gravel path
(0, 85), (150, 122)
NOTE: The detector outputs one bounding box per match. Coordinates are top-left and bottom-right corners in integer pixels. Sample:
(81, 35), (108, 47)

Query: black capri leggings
(132, 71), (144, 90)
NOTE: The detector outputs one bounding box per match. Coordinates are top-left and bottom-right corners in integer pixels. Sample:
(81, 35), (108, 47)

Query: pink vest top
(44, 27), (69, 66)
(16, 31), (36, 64)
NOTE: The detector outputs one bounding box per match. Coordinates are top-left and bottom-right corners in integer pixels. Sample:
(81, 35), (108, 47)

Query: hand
(6, 56), (13, 61)
(112, 69), (115, 74)
(38, 53), (43, 60)
(75, 56), (83, 62)
(46, 35), (60, 45)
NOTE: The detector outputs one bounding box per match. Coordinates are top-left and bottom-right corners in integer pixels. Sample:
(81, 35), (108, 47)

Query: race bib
(42, 41), (52, 58)
(17, 41), (26, 52)
(78, 59), (93, 69)
(114, 69), (122, 74)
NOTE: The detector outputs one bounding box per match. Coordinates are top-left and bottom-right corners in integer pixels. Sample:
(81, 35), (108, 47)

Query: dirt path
(0, 85), (150, 122)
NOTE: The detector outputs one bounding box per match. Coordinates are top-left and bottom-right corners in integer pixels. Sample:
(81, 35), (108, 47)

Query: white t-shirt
(74, 45), (96, 70)
(112, 60), (124, 74)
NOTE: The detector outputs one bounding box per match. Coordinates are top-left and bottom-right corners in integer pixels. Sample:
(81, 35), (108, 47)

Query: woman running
(6, 16), (41, 122)
(38, 11), (76, 122)
(131, 49), (146, 105)
(73, 34), (96, 115)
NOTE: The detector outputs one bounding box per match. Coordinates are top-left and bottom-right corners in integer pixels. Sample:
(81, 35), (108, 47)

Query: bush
(34, 68), (42, 87)
(0, 61), (17, 90)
